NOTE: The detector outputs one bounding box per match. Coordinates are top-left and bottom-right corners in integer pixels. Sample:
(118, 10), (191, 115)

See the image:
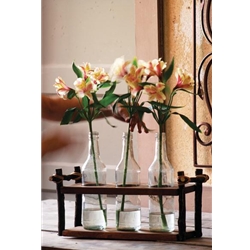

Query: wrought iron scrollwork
(193, 0), (212, 168)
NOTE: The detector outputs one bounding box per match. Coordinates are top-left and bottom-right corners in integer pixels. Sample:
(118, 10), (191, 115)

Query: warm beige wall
(42, 0), (136, 169)
(134, 0), (212, 211)
(42, 0), (136, 94)
(135, 0), (212, 185)
(163, 0), (212, 184)
(134, 0), (159, 185)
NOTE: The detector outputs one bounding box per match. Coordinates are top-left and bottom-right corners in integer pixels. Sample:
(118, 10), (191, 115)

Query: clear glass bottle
(148, 132), (175, 232)
(115, 131), (141, 231)
(81, 131), (107, 230)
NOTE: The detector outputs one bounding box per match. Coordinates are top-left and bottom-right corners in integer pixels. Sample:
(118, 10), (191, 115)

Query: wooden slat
(61, 183), (196, 196)
(62, 226), (197, 241)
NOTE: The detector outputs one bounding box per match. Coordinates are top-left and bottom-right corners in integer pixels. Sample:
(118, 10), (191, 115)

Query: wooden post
(74, 166), (82, 227)
(195, 169), (203, 238)
(177, 171), (186, 241)
(55, 168), (65, 236)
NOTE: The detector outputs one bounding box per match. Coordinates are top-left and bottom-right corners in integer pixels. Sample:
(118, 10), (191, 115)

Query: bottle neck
(88, 131), (100, 157)
(154, 132), (168, 160)
(121, 132), (134, 159)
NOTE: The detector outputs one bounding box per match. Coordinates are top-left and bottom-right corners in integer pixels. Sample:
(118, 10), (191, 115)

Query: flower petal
(54, 77), (70, 99)
(174, 68), (194, 90)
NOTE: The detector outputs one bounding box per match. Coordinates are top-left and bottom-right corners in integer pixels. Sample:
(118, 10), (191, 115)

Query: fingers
(141, 121), (149, 133)
(136, 119), (142, 133)
(136, 120), (149, 134)
(129, 118), (136, 132)
(114, 103), (130, 122)
(129, 113), (149, 134)
(113, 103), (148, 133)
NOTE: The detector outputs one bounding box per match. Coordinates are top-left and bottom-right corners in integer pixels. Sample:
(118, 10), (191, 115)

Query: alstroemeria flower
(144, 82), (166, 103)
(80, 63), (92, 79)
(54, 77), (71, 100)
(174, 68), (194, 91)
(91, 67), (110, 84)
(73, 77), (97, 100)
(144, 58), (167, 78)
(124, 66), (144, 96)
(109, 56), (131, 82)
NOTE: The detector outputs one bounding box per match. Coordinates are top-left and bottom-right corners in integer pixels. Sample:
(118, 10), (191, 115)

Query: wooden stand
(49, 167), (209, 241)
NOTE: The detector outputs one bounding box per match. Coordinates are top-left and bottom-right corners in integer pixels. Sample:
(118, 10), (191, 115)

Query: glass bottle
(115, 131), (141, 231)
(148, 132), (175, 232)
(81, 131), (107, 230)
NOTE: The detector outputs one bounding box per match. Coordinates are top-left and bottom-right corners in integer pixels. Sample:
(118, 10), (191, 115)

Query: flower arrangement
(54, 62), (119, 225)
(53, 56), (201, 230)
(140, 57), (201, 230)
(109, 56), (201, 230)
(109, 56), (149, 185)
(108, 56), (147, 228)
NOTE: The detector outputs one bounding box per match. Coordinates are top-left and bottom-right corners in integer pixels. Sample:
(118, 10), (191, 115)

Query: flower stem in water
(89, 123), (107, 223)
(157, 130), (167, 229)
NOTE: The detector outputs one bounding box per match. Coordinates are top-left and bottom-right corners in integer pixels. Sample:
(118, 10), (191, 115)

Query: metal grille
(193, 0), (212, 168)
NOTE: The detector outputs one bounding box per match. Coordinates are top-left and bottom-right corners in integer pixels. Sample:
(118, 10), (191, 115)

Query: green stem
(158, 126), (163, 187)
(157, 127), (168, 230)
(88, 121), (107, 223)
(120, 127), (131, 211)
(117, 94), (136, 227)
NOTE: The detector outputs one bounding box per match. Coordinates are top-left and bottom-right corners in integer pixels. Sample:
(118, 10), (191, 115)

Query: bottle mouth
(155, 132), (166, 138)
(88, 131), (99, 138)
(122, 132), (133, 139)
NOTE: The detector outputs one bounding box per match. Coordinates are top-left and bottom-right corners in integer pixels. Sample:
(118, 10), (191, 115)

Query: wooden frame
(49, 167), (209, 241)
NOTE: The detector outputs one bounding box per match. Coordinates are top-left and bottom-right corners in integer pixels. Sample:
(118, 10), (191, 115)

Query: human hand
(42, 129), (72, 157)
(112, 103), (149, 133)
(129, 111), (149, 133)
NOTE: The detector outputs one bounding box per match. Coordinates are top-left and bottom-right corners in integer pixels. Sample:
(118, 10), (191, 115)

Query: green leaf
(132, 57), (138, 67)
(152, 112), (159, 123)
(140, 82), (154, 87)
(92, 92), (100, 106)
(98, 81), (112, 89)
(60, 107), (77, 125)
(103, 82), (117, 97)
(162, 113), (171, 123)
(73, 113), (83, 123)
(101, 114), (117, 128)
(132, 105), (152, 113)
(99, 94), (119, 107)
(176, 88), (196, 95)
(162, 57), (174, 83)
(82, 96), (89, 111)
(72, 62), (83, 78)
(116, 93), (131, 103)
(165, 84), (171, 96)
(67, 89), (76, 99)
(173, 112), (201, 132)
(148, 101), (183, 111)
(148, 101), (169, 110)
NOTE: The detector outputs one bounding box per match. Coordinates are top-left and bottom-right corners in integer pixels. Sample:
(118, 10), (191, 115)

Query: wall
(134, 0), (212, 211)
(162, 0), (212, 183)
(42, 0), (136, 189)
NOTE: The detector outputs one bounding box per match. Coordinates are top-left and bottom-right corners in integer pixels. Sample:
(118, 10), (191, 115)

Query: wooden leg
(56, 169), (65, 236)
(178, 183), (186, 241)
(74, 166), (82, 227)
(195, 169), (203, 238)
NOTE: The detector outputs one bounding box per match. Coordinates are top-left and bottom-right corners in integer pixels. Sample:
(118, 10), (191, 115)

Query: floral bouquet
(110, 56), (201, 230)
(54, 62), (119, 226)
(140, 57), (201, 230)
(109, 56), (148, 229)
(109, 56), (150, 180)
